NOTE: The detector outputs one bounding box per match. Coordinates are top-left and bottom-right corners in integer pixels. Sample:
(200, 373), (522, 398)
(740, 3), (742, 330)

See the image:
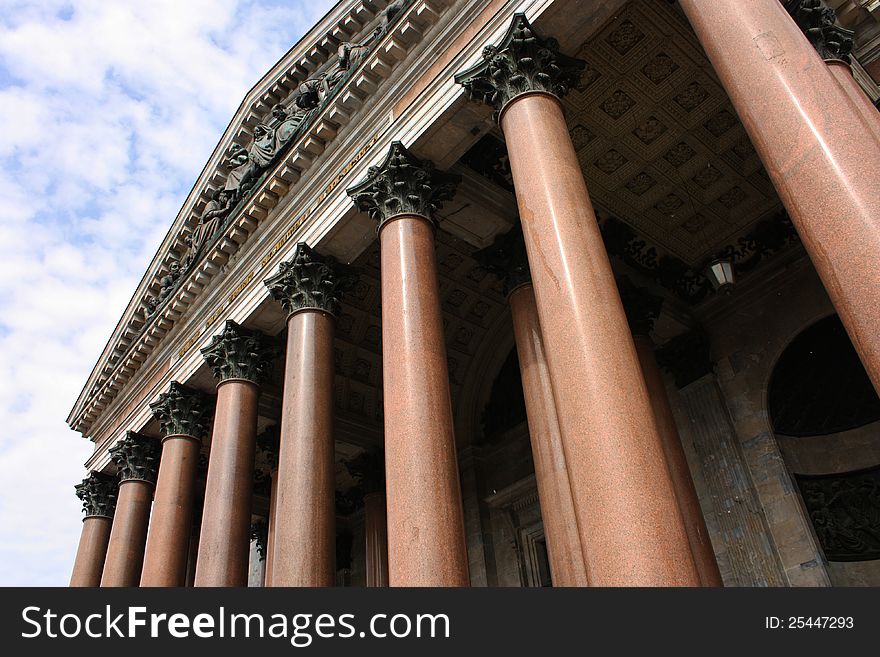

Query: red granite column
(618, 280), (722, 587)
(141, 382), (213, 587)
(70, 472), (117, 587)
(264, 244), (354, 586)
(101, 432), (161, 587)
(265, 468), (278, 584)
(364, 492), (389, 587)
(632, 334), (722, 587)
(679, 0), (880, 393)
(457, 15), (699, 585)
(509, 283), (589, 586)
(826, 60), (880, 142)
(476, 228), (588, 586)
(348, 144), (469, 587)
(195, 320), (275, 587)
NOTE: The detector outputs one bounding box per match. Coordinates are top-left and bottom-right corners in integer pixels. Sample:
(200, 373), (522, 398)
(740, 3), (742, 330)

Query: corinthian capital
(109, 431), (161, 484)
(75, 472), (118, 518)
(474, 224), (531, 296)
(454, 12), (585, 118)
(264, 243), (357, 317)
(346, 142), (460, 228)
(149, 381), (214, 440)
(200, 320), (277, 385)
(785, 0), (854, 62)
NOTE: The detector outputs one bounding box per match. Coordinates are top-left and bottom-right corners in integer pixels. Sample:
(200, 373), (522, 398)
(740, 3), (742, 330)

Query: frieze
(176, 132), (380, 360)
(71, 0), (453, 435)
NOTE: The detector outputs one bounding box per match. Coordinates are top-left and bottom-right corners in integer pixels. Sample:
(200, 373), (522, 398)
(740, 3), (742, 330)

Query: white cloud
(0, 0), (337, 585)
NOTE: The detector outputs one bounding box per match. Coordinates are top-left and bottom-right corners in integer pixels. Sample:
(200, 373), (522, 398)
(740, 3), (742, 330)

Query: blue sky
(0, 0), (337, 586)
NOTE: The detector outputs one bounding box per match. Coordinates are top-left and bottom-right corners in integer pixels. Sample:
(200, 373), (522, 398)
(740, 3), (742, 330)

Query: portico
(67, 0), (880, 588)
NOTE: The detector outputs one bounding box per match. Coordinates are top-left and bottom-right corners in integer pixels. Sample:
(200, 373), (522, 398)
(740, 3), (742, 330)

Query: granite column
(101, 432), (161, 587)
(680, 0), (880, 393)
(620, 280), (723, 587)
(348, 143), (469, 586)
(476, 228), (588, 586)
(195, 320), (275, 586)
(70, 472), (118, 587)
(264, 244), (355, 586)
(141, 382), (213, 586)
(457, 14), (699, 585)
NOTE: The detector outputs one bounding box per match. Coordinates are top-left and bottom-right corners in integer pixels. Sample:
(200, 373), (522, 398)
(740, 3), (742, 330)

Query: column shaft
(140, 435), (200, 586)
(500, 92), (699, 585)
(194, 380), (259, 586)
(269, 310), (336, 586)
(364, 492), (389, 587)
(826, 60), (880, 143)
(101, 480), (153, 587)
(380, 214), (469, 587)
(679, 0), (880, 393)
(265, 467), (278, 585)
(70, 517), (112, 587)
(508, 283), (588, 586)
(633, 335), (723, 587)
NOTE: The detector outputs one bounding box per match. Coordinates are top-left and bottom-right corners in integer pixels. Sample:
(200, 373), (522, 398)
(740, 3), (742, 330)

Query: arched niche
(770, 315), (880, 585)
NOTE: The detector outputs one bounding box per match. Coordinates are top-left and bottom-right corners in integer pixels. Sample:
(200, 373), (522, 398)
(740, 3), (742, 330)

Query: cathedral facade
(68, 0), (880, 587)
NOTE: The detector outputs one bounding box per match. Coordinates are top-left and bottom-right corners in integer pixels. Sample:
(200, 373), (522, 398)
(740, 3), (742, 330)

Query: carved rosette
(200, 320), (277, 385)
(75, 472), (118, 518)
(149, 381), (214, 440)
(346, 141), (460, 228)
(454, 13), (585, 118)
(109, 431), (161, 485)
(264, 243), (357, 318)
(474, 224), (532, 296)
(617, 278), (663, 338)
(785, 0), (854, 62)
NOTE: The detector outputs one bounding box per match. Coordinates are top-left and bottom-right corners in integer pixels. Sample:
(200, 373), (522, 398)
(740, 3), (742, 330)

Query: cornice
(69, 0), (458, 436)
(77, 0), (544, 453)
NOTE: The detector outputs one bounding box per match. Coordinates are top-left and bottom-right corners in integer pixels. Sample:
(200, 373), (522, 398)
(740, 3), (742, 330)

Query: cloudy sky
(0, 0), (336, 586)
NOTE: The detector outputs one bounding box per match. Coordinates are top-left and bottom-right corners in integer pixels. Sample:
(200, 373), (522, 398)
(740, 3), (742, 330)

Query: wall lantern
(706, 257), (735, 293)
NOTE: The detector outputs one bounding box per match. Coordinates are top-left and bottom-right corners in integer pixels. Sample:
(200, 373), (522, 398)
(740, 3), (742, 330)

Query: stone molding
(75, 472), (118, 518)
(264, 242), (357, 317)
(68, 0), (457, 436)
(200, 320), (277, 385)
(346, 141), (460, 228)
(149, 381), (214, 440)
(454, 12), (585, 118)
(109, 431), (161, 484)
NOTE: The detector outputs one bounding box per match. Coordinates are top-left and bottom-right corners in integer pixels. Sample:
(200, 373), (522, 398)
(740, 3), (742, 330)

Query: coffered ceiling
(463, 0), (785, 270)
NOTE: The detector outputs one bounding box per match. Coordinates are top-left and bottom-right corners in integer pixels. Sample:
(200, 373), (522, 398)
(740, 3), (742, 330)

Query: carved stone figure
(270, 103), (311, 151)
(223, 142), (252, 195)
(158, 261), (181, 302)
(143, 295), (158, 319)
(186, 189), (232, 267)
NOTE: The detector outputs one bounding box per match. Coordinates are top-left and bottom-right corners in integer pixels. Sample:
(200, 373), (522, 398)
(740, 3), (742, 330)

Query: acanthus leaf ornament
(454, 13), (586, 118)
(346, 141), (460, 228)
(109, 431), (161, 485)
(149, 381), (214, 440)
(264, 242), (357, 317)
(75, 471), (119, 518)
(784, 0), (854, 62)
(200, 320), (278, 385)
